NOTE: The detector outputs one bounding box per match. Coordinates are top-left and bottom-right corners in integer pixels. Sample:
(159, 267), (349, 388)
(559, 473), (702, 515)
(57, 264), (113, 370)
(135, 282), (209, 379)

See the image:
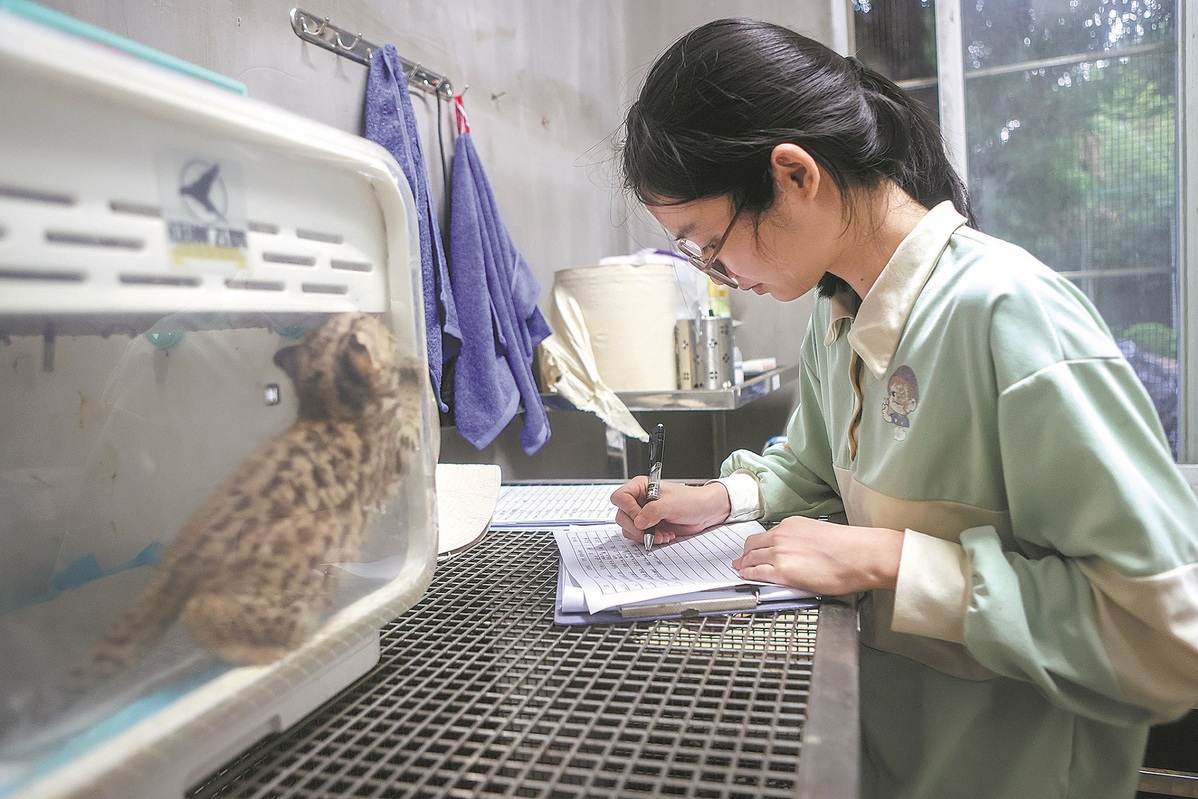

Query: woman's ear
(770, 143), (820, 201)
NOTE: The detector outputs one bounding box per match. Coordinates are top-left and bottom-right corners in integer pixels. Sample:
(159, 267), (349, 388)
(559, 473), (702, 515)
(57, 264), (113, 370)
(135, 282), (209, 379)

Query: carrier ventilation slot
(261, 252), (316, 267)
(0, 184), (75, 206)
(0, 268), (85, 283)
(2, 192), (387, 315)
(331, 259), (374, 273)
(225, 278), (285, 291)
(296, 229), (344, 244)
(301, 282), (349, 295)
(119, 274), (202, 287)
(45, 231), (144, 250)
(109, 200), (163, 218)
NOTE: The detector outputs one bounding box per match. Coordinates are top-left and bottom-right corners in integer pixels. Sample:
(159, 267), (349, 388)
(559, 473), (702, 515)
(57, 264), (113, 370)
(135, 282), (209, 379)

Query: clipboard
(552, 564), (820, 626)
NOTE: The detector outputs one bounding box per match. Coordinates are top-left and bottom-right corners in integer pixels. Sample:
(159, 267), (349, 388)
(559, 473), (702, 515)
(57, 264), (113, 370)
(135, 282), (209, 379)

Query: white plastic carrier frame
(0, 10), (440, 799)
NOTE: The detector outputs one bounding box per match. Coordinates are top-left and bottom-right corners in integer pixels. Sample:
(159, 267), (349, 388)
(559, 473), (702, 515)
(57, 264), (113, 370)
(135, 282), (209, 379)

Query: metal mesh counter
(189, 533), (858, 799)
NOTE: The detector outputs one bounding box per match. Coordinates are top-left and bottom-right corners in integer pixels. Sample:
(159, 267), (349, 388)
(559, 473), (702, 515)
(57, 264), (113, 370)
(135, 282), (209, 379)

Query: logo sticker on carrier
(159, 152), (249, 270)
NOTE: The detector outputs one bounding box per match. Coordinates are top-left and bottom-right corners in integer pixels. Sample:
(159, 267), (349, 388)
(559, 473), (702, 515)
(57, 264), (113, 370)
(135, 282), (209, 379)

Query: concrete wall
(33, 0), (839, 480)
(36, 0), (638, 273)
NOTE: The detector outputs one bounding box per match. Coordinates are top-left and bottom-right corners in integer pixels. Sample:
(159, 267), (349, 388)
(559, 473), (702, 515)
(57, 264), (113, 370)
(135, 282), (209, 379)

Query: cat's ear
(273, 344), (299, 378)
(344, 332), (378, 380)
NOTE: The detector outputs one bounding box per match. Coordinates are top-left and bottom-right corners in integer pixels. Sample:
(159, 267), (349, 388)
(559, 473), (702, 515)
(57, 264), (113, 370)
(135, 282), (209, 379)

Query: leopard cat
(63, 312), (425, 694)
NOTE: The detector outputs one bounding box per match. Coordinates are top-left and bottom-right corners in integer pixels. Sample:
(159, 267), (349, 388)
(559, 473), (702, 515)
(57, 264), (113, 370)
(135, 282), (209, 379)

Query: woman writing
(610, 17), (1198, 798)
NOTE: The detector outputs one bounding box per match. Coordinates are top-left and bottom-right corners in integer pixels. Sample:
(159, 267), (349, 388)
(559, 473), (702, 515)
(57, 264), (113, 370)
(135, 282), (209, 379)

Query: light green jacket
(720, 202), (1198, 799)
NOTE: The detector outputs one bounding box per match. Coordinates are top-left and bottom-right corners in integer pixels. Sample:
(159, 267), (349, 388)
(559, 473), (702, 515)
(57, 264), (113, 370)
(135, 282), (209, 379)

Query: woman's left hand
(732, 516), (904, 596)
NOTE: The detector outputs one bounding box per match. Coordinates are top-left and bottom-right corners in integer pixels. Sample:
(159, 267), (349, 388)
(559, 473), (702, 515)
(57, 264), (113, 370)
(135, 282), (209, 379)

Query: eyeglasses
(675, 204), (741, 289)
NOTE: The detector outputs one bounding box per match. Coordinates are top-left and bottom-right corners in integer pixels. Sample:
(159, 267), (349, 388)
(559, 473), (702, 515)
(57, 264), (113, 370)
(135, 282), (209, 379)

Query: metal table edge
(795, 599), (860, 799)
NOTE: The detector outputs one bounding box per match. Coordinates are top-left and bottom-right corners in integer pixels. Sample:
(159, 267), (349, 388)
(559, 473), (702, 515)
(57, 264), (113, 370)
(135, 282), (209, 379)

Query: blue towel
(449, 131), (552, 454)
(365, 45), (460, 411)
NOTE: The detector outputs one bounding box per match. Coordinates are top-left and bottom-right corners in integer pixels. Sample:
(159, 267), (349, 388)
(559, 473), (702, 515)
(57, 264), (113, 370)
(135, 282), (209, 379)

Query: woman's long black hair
(621, 17), (974, 297)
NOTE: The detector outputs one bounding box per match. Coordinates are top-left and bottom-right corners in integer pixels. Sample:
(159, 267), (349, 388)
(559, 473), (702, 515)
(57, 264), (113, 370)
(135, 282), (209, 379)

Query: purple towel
(449, 131), (552, 454)
(365, 45), (460, 411)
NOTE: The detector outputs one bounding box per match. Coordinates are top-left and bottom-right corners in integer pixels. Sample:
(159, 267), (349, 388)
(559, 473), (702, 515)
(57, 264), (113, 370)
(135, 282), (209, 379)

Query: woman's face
(649, 185), (843, 303)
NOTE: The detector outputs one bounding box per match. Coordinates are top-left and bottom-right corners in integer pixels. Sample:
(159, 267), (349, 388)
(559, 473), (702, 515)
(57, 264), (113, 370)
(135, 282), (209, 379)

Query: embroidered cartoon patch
(882, 365), (919, 441)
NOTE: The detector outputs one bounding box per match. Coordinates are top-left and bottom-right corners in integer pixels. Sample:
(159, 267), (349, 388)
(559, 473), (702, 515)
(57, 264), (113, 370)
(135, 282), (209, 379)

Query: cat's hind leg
(180, 590), (318, 666)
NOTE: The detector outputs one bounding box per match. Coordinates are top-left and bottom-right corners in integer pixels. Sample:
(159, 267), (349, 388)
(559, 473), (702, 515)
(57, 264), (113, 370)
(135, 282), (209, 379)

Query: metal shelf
(542, 363), (800, 413)
(188, 532), (858, 799)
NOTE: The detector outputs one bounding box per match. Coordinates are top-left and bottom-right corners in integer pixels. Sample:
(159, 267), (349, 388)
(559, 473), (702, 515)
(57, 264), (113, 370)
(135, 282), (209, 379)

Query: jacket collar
(822, 201), (966, 378)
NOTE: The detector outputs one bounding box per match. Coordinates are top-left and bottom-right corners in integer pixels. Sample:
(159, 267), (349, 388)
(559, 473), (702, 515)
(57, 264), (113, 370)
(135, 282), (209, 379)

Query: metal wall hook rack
(289, 7), (454, 99)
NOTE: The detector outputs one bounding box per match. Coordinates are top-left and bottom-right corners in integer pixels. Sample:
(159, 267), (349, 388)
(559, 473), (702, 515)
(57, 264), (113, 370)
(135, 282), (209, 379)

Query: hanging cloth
(447, 95), (552, 454)
(364, 45), (460, 411)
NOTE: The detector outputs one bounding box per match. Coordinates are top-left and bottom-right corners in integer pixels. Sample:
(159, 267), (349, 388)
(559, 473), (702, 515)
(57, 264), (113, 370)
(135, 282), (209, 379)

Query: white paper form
(492, 483), (621, 529)
(554, 522), (811, 613)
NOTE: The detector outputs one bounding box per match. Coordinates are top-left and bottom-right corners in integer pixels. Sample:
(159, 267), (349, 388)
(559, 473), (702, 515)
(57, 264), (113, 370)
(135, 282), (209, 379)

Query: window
(852, 0), (1189, 461)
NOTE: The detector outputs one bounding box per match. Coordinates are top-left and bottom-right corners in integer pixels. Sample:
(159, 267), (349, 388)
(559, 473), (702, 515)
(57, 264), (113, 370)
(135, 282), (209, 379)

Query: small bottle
(707, 279), (731, 318)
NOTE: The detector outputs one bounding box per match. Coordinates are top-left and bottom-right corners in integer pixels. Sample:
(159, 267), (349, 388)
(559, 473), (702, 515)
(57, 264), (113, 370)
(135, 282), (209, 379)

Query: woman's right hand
(609, 478), (732, 547)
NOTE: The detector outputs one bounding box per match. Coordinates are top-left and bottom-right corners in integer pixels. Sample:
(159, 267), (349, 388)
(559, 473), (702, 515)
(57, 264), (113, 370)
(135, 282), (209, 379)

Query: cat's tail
(56, 565), (193, 699)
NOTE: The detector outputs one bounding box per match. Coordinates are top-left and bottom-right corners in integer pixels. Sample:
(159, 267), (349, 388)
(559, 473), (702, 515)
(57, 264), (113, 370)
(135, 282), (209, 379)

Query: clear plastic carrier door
(0, 9), (439, 798)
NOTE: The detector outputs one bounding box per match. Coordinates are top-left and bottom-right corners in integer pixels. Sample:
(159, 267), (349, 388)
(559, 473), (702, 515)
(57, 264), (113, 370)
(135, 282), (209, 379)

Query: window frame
(840, 0), (1195, 462)
(1181, 0), (1197, 462)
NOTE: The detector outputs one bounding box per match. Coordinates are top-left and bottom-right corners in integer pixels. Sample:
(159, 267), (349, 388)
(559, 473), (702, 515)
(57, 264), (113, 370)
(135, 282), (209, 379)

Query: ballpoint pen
(644, 423), (665, 552)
